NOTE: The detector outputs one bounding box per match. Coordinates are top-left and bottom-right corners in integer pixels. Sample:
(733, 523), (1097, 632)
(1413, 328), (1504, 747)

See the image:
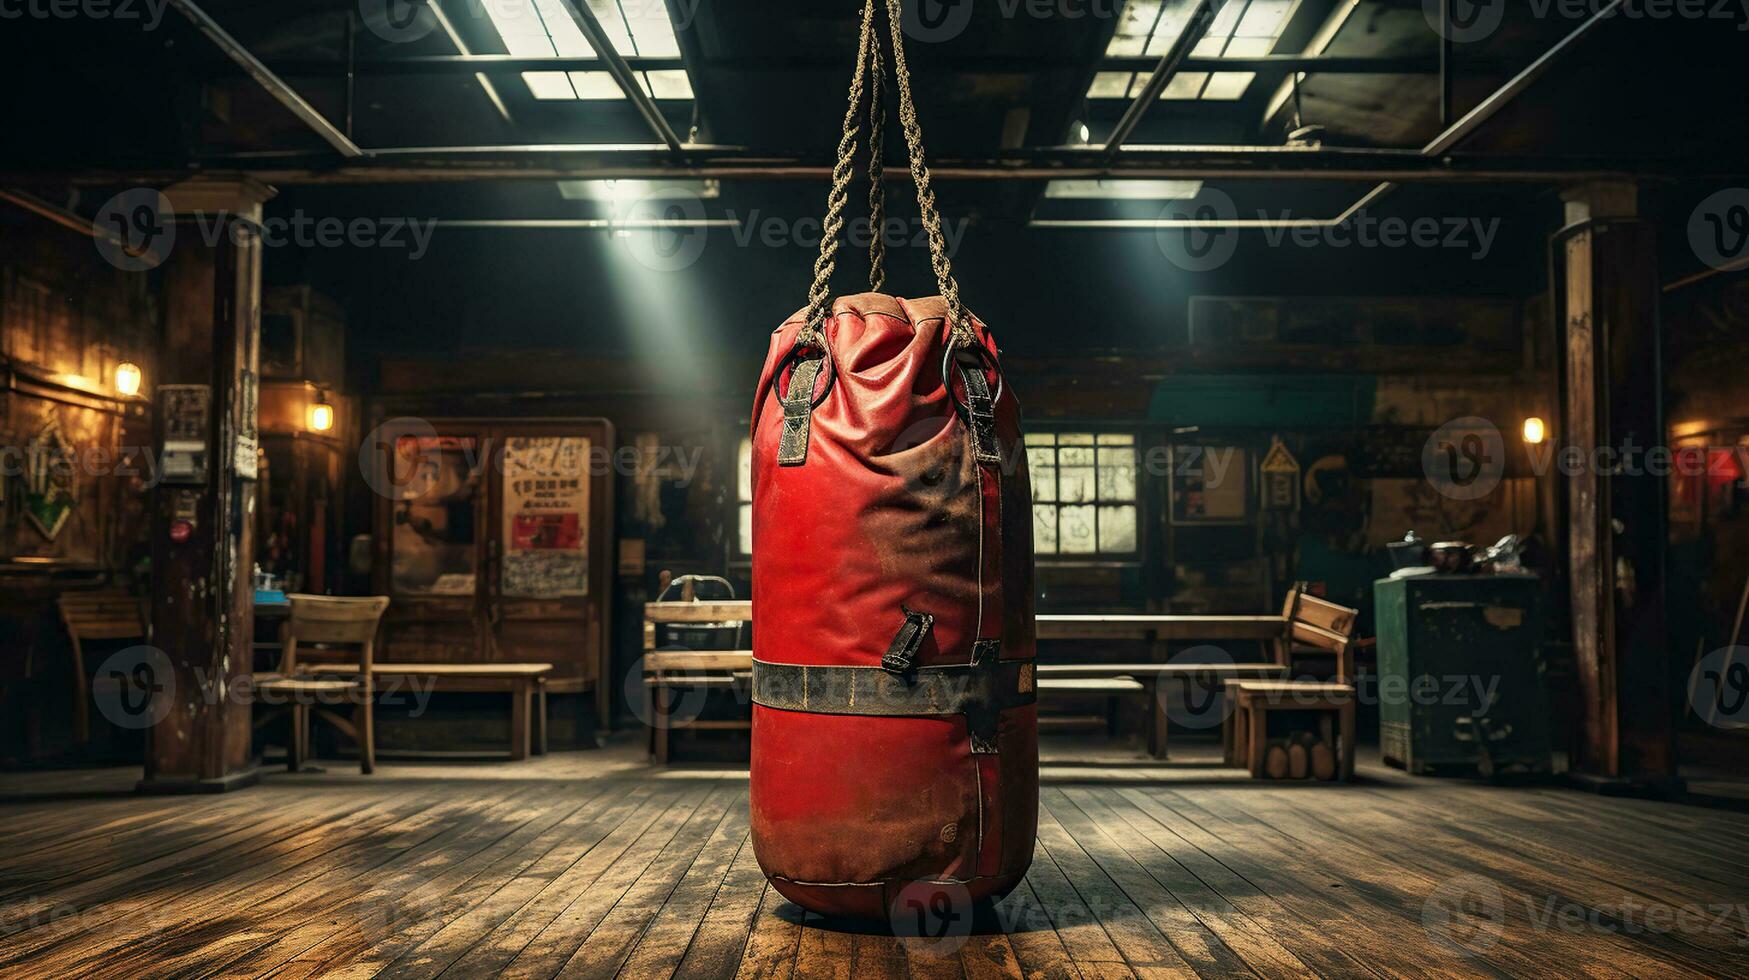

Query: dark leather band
(778, 356), (824, 466)
(752, 642), (1035, 754)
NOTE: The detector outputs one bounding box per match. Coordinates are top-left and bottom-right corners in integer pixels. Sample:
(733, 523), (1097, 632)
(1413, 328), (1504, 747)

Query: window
(1028, 433), (1139, 555)
(736, 435), (753, 556)
(482, 0), (695, 102)
(1087, 0), (1294, 104)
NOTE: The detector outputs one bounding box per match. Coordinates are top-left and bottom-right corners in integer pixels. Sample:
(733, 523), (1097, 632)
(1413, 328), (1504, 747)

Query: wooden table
(309, 662), (552, 760)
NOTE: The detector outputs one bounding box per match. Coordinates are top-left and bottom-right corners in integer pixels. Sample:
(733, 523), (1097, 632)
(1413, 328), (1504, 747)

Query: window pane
(737, 436), (753, 502)
(1059, 505), (1097, 553)
(1031, 466), (1057, 503)
(1090, 70), (1133, 97)
(1098, 505), (1138, 552)
(523, 71), (576, 100)
(1097, 448), (1137, 500)
(1059, 433), (1095, 445)
(1163, 72), (1207, 99)
(1060, 467), (1096, 503)
(1033, 505), (1058, 553)
(1096, 433), (1135, 445)
(1024, 432), (1056, 446)
(1058, 446), (1094, 467)
(1202, 72), (1256, 100)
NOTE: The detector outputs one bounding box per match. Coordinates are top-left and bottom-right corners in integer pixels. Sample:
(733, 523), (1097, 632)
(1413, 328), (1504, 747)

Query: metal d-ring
(778, 336), (836, 409)
(942, 340), (1003, 423)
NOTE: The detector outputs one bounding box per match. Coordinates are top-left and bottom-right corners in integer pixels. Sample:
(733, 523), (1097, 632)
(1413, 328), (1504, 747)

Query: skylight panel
(481, 0), (694, 103)
(1085, 0), (1297, 104)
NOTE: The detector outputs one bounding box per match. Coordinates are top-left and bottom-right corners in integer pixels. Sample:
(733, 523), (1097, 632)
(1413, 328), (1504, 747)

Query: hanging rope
(798, 0), (972, 349)
(798, 0), (881, 347)
(866, 30), (887, 293)
(879, 0), (972, 347)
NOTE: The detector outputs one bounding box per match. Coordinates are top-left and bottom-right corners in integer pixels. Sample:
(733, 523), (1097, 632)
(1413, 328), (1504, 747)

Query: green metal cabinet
(1373, 573), (1552, 775)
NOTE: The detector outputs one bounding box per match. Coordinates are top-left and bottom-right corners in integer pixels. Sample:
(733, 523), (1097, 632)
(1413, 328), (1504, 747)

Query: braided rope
(866, 30), (886, 292)
(881, 0), (972, 347)
(798, 0), (880, 347)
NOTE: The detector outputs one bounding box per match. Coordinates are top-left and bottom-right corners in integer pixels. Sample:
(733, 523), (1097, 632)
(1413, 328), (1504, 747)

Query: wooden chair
(253, 595), (390, 774)
(56, 591), (148, 745)
(1226, 585), (1362, 779)
(1274, 584), (1359, 683)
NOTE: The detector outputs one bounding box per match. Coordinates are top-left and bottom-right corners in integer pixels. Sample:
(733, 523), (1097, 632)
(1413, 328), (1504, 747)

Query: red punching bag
(748, 0), (1038, 920)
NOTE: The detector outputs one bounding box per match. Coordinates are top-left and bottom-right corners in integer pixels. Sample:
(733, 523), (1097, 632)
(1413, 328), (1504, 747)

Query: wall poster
(501, 435), (591, 598)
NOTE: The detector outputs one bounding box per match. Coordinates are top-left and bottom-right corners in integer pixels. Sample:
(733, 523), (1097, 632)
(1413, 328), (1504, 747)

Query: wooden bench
(306, 663), (552, 760)
(56, 591), (148, 745)
(644, 601), (753, 763)
(1037, 663), (1287, 758)
(1225, 681), (1356, 780)
(1222, 587), (1361, 779)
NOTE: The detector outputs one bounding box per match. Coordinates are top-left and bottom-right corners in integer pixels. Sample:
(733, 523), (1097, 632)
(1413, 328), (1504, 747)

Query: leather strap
(957, 359), (1001, 465)
(777, 356), (823, 466)
(752, 644), (1035, 754)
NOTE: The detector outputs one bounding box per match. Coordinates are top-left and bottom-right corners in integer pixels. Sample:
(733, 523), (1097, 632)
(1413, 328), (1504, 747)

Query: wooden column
(141, 177), (274, 793)
(1556, 182), (1679, 793)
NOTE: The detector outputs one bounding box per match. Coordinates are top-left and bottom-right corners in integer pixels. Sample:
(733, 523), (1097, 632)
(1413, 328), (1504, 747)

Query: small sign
(1260, 438), (1301, 512)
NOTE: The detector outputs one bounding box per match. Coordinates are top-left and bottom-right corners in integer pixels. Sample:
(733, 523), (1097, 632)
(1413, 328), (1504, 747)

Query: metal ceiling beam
(256, 54), (1445, 76)
(427, 0), (515, 127)
(553, 0), (684, 153)
(166, 0), (364, 159)
(1103, 0), (1222, 160)
(1423, 0), (1624, 157)
(45, 144), (1724, 186)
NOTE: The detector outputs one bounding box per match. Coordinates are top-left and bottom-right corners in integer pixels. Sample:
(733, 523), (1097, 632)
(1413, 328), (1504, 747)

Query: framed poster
(500, 435), (591, 598)
(1169, 445), (1251, 525)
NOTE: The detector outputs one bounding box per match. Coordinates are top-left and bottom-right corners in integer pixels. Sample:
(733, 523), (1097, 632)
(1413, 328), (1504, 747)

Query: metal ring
(778, 336), (836, 410)
(941, 340), (1004, 423)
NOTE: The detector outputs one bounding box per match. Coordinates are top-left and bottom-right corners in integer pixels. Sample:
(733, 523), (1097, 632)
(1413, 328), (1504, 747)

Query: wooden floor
(2, 741), (1747, 979)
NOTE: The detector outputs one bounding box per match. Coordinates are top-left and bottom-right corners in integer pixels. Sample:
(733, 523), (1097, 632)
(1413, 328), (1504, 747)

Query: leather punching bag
(748, 0), (1038, 920)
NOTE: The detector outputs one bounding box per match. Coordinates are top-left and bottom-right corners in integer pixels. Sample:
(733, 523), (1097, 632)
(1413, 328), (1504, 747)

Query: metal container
(1373, 573), (1552, 776)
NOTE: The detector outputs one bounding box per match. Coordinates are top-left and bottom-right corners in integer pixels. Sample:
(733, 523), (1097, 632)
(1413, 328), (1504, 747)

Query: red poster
(512, 512), (581, 551)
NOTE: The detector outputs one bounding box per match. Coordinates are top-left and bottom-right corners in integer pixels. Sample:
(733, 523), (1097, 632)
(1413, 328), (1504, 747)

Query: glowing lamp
(308, 396), (335, 433)
(1522, 417), (1547, 445)
(114, 361), (142, 397)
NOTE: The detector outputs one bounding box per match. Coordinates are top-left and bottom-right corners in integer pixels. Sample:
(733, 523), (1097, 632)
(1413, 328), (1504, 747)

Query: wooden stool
(1225, 681), (1355, 780)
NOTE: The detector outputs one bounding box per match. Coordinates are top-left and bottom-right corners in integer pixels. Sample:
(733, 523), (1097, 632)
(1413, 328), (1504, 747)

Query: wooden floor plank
(2, 744), (1745, 980)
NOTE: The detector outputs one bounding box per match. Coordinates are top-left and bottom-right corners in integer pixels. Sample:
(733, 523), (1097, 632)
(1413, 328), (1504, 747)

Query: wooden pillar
(141, 177), (274, 793)
(1556, 182), (1680, 793)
